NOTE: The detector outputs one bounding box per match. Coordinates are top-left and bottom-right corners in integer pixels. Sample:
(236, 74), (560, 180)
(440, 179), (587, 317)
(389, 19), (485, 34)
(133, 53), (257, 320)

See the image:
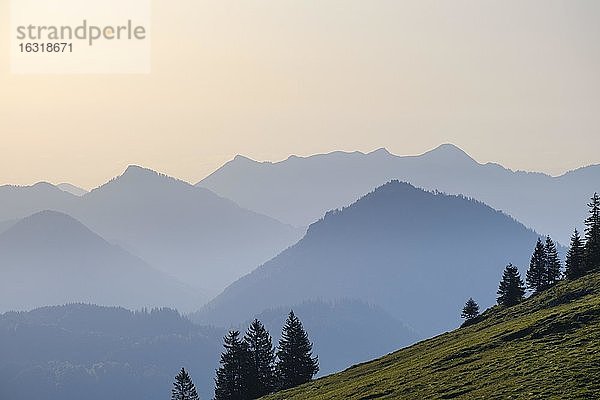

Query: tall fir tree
(544, 235), (562, 287)
(566, 229), (586, 280)
(276, 311), (319, 390)
(497, 264), (525, 306)
(526, 238), (547, 293)
(214, 330), (251, 400)
(171, 368), (200, 400)
(461, 298), (480, 321)
(244, 319), (276, 399)
(584, 192), (600, 272)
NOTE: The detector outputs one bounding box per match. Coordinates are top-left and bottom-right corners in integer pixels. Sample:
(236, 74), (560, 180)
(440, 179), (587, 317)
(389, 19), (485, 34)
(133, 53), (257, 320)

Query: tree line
(171, 311), (319, 400)
(462, 192), (600, 320)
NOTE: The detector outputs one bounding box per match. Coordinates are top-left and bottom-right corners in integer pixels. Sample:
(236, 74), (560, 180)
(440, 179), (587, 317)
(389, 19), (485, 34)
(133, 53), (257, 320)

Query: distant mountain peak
(233, 154), (258, 163)
(84, 164), (198, 198)
(112, 165), (192, 187)
(435, 143), (463, 151)
(420, 143), (477, 164)
(25, 209), (74, 220)
(31, 181), (56, 189)
(10, 182), (67, 194)
(0, 210), (98, 244)
(368, 147), (392, 156)
(121, 164), (160, 178)
(14, 210), (85, 229)
(198, 176), (543, 333)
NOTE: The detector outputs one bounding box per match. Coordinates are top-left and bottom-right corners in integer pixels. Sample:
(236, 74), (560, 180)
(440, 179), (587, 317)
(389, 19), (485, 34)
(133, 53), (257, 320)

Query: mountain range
(0, 166), (304, 296)
(198, 144), (600, 244)
(196, 181), (544, 338)
(0, 211), (201, 312)
(1, 144), (597, 398)
(0, 181), (77, 222)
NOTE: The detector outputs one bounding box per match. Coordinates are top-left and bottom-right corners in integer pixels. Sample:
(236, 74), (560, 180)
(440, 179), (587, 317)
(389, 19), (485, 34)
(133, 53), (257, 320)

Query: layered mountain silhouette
(196, 181), (544, 338)
(0, 182), (78, 221)
(0, 211), (201, 312)
(0, 166), (303, 295)
(71, 166), (303, 293)
(198, 144), (599, 243)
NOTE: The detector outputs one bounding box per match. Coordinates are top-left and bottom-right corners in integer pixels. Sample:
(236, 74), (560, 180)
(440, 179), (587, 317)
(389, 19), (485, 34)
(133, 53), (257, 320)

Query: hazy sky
(1, 0), (599, 189)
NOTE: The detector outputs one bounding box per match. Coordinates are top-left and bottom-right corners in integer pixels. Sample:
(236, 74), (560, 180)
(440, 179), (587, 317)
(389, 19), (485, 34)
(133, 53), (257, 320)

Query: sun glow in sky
(1, 0), (599, 189)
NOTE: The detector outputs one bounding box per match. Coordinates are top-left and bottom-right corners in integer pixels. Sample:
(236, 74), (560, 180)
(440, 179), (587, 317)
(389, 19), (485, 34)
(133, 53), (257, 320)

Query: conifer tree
(214, 330), (251, 400)
(276, 311), (319, 390)
(461, 298), (480, 321)
(244, 319), (276, 399)
(526, 238), (547, 293)
(544, 235), (562, 287)
(584, 192), (600, 272)
(497, 264), (525, 306)
(171, 368), (200, 400)
(566, 229), (586, 280)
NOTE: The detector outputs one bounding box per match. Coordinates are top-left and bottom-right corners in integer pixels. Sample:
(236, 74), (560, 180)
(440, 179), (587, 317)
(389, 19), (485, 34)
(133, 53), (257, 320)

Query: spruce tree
(461, 298), (480, 321)
(526, 238), (547, 293)
(584, 192), (600, 272)
(566, 229), (586, 280)
(214, 330), (251, 400)
(544, 235), (562, 287)
(171, 368), (200, 400)
(497, 264), (525, 306)
(276, 311), (319, 390)
(244, 319), (276, 399)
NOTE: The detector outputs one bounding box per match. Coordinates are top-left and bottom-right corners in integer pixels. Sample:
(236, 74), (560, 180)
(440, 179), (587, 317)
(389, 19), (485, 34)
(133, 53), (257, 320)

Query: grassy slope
(263, 273), (600, 400)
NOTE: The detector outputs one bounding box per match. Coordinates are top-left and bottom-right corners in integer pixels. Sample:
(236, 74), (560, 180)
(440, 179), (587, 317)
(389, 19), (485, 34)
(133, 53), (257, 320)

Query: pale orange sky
(1, 0), (599, 190)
